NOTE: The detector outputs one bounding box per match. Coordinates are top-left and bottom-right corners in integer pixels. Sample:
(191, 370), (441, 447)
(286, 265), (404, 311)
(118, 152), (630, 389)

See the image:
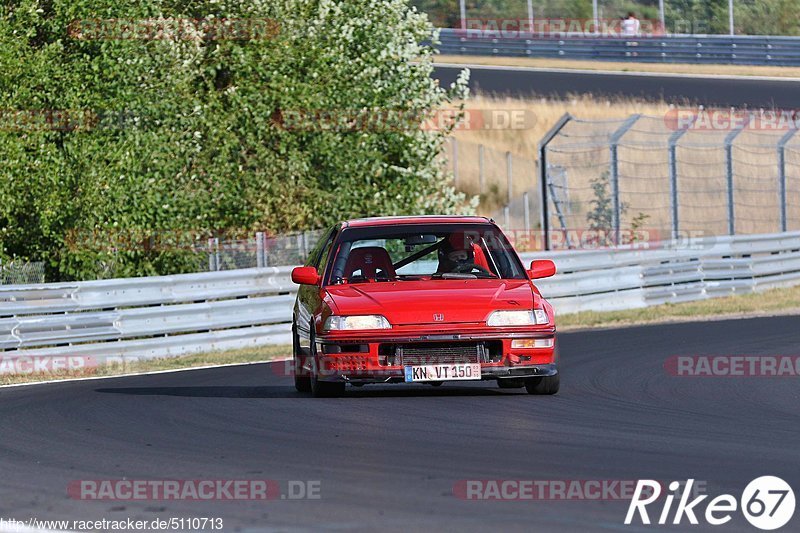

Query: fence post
(256, 232), (265, 268)
(537, 113), (573, 250)
(523, 191), (531, 234)
(503, 205), (510, 230)
(668, 126), (691, 241)
(506, 151), (513, 205)
(478, 144), (485, 194)
(452, 138), (459, 188)
(609, 115), (641, 246)
(724, 125), (745, 235)
(208, 237), (219, 271)
(778, 129), (798, 232)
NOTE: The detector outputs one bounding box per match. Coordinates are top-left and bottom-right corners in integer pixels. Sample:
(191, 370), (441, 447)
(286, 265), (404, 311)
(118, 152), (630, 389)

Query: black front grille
(401, 342), (479, 366)
(378, 341), (492, 366)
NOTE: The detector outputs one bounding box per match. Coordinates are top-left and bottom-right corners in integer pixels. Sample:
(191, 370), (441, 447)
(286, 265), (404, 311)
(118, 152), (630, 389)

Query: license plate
(404, 363), (481, 382)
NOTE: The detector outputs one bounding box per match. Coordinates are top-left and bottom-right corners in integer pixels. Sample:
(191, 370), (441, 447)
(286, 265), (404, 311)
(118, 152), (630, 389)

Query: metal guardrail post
(778, 129), (798, 232)
(537, 113), (573, 250)
(506, 151), (513, 205)
(724, 125), (746, 235)
(609, 115), (641, 246)
(478, 144), (485, 194)
(668, 125), (692, 241)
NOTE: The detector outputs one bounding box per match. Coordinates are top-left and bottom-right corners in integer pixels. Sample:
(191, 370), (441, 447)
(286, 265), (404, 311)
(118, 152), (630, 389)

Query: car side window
(315, 237), (335, 272)
(304, 227), (335, 267)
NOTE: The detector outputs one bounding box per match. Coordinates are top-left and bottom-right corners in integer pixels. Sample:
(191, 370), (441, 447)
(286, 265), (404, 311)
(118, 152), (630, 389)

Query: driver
(437, 232), (475, 274)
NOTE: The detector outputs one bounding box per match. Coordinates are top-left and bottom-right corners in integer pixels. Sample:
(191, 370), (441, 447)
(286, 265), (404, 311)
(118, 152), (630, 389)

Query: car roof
(342, 215), (494, 228)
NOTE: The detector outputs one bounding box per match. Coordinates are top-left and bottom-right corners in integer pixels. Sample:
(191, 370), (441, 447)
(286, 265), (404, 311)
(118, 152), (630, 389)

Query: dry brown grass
(437, 55), (800, 79)
(451, 94), (670, 158)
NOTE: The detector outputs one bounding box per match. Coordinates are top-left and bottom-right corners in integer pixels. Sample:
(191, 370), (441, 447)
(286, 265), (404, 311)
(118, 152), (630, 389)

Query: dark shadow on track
(94, 384), (528, 398)
(94, 386), (298, 398)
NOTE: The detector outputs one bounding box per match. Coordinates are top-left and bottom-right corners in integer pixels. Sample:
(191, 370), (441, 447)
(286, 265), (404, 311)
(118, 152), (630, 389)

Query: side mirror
(528, 259), (556, 279)
(292, 266), (320, 285)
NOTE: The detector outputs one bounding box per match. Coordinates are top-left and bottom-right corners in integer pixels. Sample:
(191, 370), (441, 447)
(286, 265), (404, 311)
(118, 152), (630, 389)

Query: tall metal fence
(538, 113), (800, 249)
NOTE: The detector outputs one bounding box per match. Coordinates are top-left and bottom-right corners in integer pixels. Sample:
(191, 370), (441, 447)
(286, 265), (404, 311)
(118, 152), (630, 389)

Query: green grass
(4, 285), (799, 386)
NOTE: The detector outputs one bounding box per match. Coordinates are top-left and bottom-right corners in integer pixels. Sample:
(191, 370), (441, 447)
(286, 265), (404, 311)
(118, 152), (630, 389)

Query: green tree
(0, 0), (470, 280)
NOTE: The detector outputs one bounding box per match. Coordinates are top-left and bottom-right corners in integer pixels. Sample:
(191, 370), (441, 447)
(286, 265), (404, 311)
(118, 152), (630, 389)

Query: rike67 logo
(626, 477), (795, 530)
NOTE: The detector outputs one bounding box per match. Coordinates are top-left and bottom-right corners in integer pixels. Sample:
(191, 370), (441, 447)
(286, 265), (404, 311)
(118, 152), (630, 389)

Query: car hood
(325, 279), (537, 325)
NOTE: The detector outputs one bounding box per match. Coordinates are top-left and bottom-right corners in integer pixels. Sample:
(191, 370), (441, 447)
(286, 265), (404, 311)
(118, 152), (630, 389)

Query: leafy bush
(0, 0), (470, 280)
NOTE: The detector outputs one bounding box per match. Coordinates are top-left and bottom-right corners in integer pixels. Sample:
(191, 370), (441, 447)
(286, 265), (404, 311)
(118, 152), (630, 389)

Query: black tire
(309, 329), (345, 398)
(524, 373), (560, 395)
(292, 325), (311, 393)
(310, 371), (345, 398)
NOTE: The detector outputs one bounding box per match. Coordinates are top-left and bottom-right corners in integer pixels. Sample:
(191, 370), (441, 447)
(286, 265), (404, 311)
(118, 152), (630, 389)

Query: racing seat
(344, 247), (396, 281)
(472, 243), (491, 271)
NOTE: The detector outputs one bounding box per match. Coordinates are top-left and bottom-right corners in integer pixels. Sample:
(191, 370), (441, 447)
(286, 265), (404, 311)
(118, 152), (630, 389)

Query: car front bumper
(333, 363), (559, 384)
(311, 328), (558, 384)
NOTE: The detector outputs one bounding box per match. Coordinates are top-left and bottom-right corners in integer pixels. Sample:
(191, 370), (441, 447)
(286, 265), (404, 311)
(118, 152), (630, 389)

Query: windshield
(327, 223), (526, 284)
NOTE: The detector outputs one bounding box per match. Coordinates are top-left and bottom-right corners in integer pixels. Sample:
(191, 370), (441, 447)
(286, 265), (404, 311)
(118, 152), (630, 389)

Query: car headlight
(324, 315), (391, 331)
(487, 309), (549, 326)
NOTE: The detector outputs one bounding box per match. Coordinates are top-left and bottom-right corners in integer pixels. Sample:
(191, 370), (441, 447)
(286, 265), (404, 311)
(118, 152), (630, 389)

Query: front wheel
(292, 325), (311, 393)
(310, 368), (345, 398)
(525, 373), (560, 395)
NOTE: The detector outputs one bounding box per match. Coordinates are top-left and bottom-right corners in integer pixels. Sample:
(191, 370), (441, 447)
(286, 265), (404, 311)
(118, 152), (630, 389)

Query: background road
(1, 316), (798, 532)
(434, 64), (800, 108)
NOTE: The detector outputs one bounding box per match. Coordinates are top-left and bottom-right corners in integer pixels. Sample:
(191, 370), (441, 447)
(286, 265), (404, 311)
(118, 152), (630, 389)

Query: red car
(290, 216), (558, 397)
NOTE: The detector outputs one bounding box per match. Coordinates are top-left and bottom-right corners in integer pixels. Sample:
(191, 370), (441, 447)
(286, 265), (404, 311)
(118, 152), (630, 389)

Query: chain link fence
(538, 113), (800, 249)
(203, 229), (326, 271)
(0, 261), (46, 284)
(446, 137), (539, 228)
(444, 112), (800, 251)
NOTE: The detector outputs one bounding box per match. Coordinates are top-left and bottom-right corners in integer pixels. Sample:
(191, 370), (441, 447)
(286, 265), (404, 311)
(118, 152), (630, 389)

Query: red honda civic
(290, 216), (558, 397)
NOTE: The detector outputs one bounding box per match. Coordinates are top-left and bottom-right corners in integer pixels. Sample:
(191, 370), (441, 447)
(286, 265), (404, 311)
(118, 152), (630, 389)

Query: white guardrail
(1, 231), (800, 366)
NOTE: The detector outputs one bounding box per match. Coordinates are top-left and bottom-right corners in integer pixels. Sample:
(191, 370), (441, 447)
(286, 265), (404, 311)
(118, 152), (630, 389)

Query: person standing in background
(622, 12), (641, 37)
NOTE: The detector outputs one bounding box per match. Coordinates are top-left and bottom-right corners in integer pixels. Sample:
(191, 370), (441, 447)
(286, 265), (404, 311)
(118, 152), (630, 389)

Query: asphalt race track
(434, 64), (800, 108)
(1, 316), (798, 532)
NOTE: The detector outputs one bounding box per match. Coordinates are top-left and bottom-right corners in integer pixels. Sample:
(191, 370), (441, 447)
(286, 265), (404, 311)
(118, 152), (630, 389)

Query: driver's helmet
(437, 231), (474, 273)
